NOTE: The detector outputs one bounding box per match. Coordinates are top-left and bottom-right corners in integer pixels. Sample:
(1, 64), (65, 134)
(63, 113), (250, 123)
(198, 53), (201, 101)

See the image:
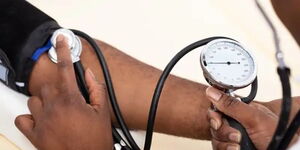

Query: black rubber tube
(74, 61), (90, 103)
(267, 67), (292, 150)
(144, 37), (231, 150)
(278, 110), (300, 150)
(112, 127), (132, 150)
(71, 29), (140, 150)
(255, 1), (293, 149)
(241, 77), (258, 104)
(74, 60), (131, 149)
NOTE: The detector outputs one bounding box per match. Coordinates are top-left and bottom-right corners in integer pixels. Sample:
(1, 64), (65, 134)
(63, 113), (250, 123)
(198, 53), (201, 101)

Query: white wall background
(1, 0), (300, 149)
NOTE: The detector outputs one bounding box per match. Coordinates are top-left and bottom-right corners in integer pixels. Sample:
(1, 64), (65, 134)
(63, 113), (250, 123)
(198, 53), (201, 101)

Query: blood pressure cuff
(0, 0), (60, 94)
(0, 48), (16, 90)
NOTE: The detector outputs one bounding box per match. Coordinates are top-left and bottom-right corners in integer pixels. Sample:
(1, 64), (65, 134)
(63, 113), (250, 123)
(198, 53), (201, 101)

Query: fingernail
(87, 68), (96, 80)
(57, 34), (65, 42)
(229, 133), (241, 143)
(210, 119), (219, 130)
(227, 145), (240, 150)
(206, 87), (222, 101)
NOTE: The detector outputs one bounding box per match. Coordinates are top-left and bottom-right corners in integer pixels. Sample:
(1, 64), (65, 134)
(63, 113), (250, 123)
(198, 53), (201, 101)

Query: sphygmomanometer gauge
(200, 39), (257, 90)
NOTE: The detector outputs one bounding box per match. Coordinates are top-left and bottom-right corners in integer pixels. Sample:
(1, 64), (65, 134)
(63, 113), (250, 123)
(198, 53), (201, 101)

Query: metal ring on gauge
(200, 39), (258, 90)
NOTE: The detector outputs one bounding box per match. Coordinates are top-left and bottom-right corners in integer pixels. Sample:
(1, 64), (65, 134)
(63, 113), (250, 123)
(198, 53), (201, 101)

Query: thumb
(85, 68), (108, 110)
(206, 87), (258, 128)
(15, 114), (34, 140)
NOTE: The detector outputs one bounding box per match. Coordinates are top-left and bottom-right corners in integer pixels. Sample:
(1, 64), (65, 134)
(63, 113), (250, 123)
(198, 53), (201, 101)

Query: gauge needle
(207, 61), (240, 65)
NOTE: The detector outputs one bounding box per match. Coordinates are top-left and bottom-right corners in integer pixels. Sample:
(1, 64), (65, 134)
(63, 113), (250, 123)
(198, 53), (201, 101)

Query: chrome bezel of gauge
(200, 39), (257, 90)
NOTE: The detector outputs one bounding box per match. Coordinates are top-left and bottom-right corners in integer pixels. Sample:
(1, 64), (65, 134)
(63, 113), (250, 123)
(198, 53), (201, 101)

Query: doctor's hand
(14, 35), (113, 150)
(206, 87), (278, 150)
(206, 87), (300, 150)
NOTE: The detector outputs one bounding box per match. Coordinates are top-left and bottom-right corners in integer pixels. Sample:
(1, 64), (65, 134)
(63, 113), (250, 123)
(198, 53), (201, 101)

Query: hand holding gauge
(200, 39), (258, 150)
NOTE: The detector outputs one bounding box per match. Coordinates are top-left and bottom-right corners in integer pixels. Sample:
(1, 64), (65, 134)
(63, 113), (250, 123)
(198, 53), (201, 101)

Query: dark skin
(26, 31), (299, 143)
(14, 0), (300, 149)
(209, 0), (300, 149)
(15, 35), (113, 150)
(28, 36), (211, 139)
(271, 0), (300, 45)
(207, 87), (300, 150)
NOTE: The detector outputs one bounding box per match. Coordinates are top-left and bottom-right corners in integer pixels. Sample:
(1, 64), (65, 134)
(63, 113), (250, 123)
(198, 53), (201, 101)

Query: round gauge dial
(200, 39), (257, 89)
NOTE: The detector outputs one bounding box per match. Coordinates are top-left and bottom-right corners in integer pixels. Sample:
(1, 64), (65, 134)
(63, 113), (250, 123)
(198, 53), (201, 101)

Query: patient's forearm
(28, 39), (211, 140)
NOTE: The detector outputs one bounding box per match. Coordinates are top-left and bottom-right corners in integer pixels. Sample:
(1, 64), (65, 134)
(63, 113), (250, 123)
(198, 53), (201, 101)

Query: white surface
(290, 139), (300, 150)
(1, 0), (300, 149)
(0, 83), (35, 150)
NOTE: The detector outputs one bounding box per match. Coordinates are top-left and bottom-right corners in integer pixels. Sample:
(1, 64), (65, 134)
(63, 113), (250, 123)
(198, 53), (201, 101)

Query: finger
(85, 68), (108, 110)
(206, 87), (258, 128)
(212, 139), (240, 150)
(40, 84), (59, 104)
(55, 35), (77, 89)
(208, 109), (223, 130)
(15, 114), (35, 140)
(210, 119), (241, 143)
(27, 96), (43, 118)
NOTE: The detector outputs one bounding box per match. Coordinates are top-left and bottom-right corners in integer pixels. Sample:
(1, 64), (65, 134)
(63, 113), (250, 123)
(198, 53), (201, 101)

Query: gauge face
(200, 39), (257, 89)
